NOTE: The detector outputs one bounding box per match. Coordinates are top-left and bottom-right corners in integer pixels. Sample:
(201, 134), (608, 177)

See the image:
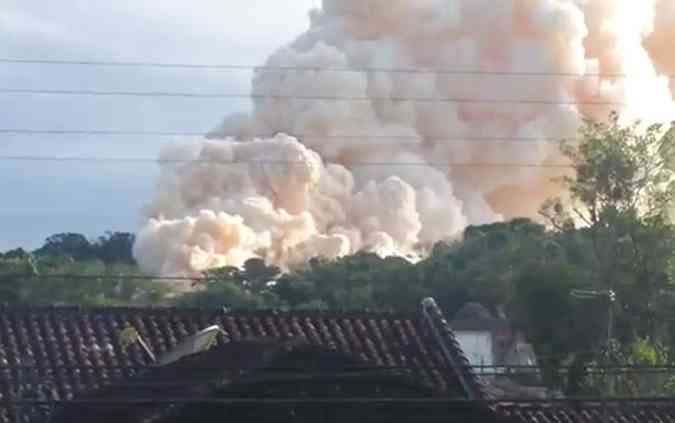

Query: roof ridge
(498, 400), (675, 407)
(420, 297), (486, 400)
(0, 304), (417, 318)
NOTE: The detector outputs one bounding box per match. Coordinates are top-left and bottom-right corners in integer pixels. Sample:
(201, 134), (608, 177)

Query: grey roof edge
(420, 297), (486, 400)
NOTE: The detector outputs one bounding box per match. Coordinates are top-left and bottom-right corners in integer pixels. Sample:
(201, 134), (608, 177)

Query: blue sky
(0, 0), (315, 250)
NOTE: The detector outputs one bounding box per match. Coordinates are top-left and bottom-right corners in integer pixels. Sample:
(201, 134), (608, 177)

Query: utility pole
(571, 288), (616, 423)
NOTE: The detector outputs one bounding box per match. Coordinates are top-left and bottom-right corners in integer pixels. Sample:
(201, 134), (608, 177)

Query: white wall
(455, 331), (493, 373)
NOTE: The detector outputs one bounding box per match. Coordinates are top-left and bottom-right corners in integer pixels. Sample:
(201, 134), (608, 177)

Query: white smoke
(134, 0), (675, 276)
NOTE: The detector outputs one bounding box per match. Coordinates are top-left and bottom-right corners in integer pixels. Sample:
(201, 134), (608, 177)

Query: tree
(581, 338), (675, 397)
(94, 232), (136, 264)
(511, 262), (594, 389)
(0, 254), (39, 303)
(240, 258), (281, 293)
(418, 219), (560, 316)
(178, 259), (283, 309)
(541, 112), (675, 343)
(34, 233), (95, 261)
(31, 231), (137, 265)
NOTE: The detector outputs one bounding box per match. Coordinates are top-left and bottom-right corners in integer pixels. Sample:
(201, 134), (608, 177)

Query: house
(0, 299), (674, 423)
(0, 298), (490, 422)
(451, 302), (512, 371)
(48, 339), (505, 423)
(451, 303), (537, 374)
(451, 303), (547, 398)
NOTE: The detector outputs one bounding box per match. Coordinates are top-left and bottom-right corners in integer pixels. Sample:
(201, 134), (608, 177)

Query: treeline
(2, 219), (669, 394)
(1, 231), (136, 264)
(0, 232), (166, 306)
(178, 221), (674, 396)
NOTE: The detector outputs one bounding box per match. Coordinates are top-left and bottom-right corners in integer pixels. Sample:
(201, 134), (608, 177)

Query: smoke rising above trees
(134, 0), (675, 276)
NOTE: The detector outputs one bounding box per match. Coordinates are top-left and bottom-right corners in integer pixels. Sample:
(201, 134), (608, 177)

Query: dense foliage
(0, 232), (164, 306)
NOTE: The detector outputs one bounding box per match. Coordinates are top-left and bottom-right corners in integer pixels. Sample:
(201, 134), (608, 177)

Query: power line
(0, 57), (670, 79)
(0, 155), (572, 168)
(15, 272), (612, 290)
(0, 129), (208, 137)
(4, 397), (675, 406)
(1, 363), (674, 372)
(0, 88), (623, 106)
(0, 273), (192, 282)
(0, 129), (577, 143)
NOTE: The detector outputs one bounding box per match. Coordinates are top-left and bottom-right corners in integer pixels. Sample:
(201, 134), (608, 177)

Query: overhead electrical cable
(0, 129), (579, 143)
(0, 87), (625, 106)
(0, 155), (573, 168)
(0, 57), (671, 79)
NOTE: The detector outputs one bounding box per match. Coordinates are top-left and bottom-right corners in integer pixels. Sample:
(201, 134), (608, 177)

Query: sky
(0, 0), (316, 250)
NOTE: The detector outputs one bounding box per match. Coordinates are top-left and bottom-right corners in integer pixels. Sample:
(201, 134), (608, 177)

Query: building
(49, 339), (505, 423)
(451, 303), (538, 373)
(0, 298), (490, 422)
(451, 302), (547, 397)
(0, 299), (673, 423)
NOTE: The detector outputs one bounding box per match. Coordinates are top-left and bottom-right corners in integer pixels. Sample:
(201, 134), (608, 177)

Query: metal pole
(603, 291), (615, 423)
(570, 288), (614, 423)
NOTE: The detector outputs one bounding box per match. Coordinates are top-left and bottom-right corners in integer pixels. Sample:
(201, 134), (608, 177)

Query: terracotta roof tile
(48, 339), (482, 423)
(0, 300), (477, 422)
(14, 302), (675, 423)
(495, 402), (675, 423)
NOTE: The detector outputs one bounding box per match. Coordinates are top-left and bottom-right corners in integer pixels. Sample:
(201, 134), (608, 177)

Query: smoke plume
(134, 0), (675, 276)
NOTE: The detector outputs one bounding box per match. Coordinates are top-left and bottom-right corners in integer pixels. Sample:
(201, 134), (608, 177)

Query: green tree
(34, 233), (96, 261)
(178, 259), (283, 309)
(272, 252), (424, 311)
(419, 218), (560, 316)
(93, 232), (136, 264)
(0, 253), (39, 303)
(541, 112), (675, 343)
(582, 338), (675, 397)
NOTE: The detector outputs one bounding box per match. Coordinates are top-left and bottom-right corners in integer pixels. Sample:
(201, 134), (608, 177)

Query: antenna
(156, 325), (223, 366)
(119, 325), (157, 363)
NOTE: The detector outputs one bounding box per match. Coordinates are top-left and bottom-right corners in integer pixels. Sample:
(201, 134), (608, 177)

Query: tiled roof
(49, 339), (456, 423)
(495, 401), (675, 423)
(0, 298), (481, 422)
(6, 301), (674, 423)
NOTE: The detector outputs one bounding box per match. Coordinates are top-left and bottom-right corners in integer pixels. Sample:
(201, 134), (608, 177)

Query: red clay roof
(0, 299), (482, 422)
(48, 339), (451, 423)
(495, 401), (675, 423)
(4, 302), (673, 423)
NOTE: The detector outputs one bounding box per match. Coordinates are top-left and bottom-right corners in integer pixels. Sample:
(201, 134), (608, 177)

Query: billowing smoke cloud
(134, 0), (675, 276)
